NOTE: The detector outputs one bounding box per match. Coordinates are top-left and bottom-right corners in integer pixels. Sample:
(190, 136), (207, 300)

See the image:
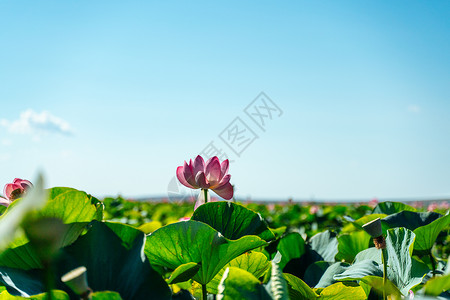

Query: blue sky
(0, 1), (449, 201)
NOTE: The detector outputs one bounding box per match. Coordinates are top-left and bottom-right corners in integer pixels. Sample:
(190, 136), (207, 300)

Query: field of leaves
(0, 163), (449, 299)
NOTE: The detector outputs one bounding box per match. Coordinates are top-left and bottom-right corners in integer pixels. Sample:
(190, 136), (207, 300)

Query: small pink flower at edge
(440, 201), (449, 210)
(2, 178), (33, 207)
(176, 155), (234, 200)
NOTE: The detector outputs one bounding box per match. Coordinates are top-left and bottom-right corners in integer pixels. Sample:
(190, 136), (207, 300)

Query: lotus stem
(361, 218), (387, 300)
(202, 284), (207, 300)
(204, 189), (208, 204)
(43, 262), (54, 300)
(381, 248), (387, 300)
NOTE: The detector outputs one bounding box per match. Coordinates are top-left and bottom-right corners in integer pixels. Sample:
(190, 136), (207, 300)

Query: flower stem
(381, 248), (388, 300)
(204, 189), (208, 204)
(202, 284), (207, 300)
(43, 261), (54, 300)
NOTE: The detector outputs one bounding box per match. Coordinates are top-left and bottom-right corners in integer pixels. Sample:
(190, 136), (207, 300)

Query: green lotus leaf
(413, 214), (450, 252)
(191, 202), (275, 241)
(217, 267), (271, 300)
(0, 289), (122, 300)
(0, 222), (89, 270)
(91, 291), (123, 300)
(0, 187), (104, 270)
(270, 226), (287, 239)
(0, 267), (44, 297)
(102, 221), (142, 250)
(385, 227), (430, 296)
(145, 220), (267, 285)
(281, 231), (336, 280)
(333, 260), (383, 282)
(315, 262), (351, 288)
(0, 205), (7, 216)
(372, 201), (417, 215)
(168, 262), (200, 284)
(337, 275), (402, 299)
(353, 247), (381, 264)
(283, 273), (319, 299)
(43, 187), (103, 223)
(423, 273), (450, 296)
(57, 221), (171, 299)
(277, 232), (305, 270)
(264, 262), (289, 300)
(382, 211), (442, 231)
(207, 251), (270, 294)
(303, 261), (332, 287)
(351, 214), (388, 231)
(335, 231), (371, 262)
(309, 230), (338, 262)
(319, 282), (366, 300)
(0, 290), (70, 299)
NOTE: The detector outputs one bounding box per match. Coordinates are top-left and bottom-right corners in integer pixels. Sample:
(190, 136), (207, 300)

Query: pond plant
(0, 156), (449, 299)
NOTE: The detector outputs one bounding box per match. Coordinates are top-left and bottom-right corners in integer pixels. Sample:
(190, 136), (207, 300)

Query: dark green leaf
(168, 263), (200, 284)
(382, 211), (442, 231)
(277, 233), (305, 270)
(192, 202), (275, 241)
(335, 231), (371, 262)
(372, 201), (417, 215)
(303, 261), (332, 287)
(61, 221), (171, 300)
(217, 267), (271, 300)
(283, 273), (318, 299)
(145, 220), (267, 285)
(207, 251), (269, 294)
(414, 214), (450, 252)
(315, 262), (350, 288)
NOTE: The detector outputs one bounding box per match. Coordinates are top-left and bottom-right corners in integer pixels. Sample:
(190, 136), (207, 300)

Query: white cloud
(1, 109), (73, 138)
(407, 104), (421, 113)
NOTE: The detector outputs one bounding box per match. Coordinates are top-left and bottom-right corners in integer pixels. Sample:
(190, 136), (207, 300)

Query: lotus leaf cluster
(0, 159), (448, 299)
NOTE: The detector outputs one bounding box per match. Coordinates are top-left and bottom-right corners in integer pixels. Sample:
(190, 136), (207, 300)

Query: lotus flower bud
(61, 266), (92, 299)
(2, 178), (33, 207)
(362, 218), (386, 249)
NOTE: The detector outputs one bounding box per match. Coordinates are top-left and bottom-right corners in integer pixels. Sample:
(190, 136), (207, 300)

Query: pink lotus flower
(368, 198), (378, 208)
(177, 155), (233, 209)
(440, 201), (449, 210)
(1, 178), (33, 207)
(309, 205), (319, 214)
(427, 202), (439, 212)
